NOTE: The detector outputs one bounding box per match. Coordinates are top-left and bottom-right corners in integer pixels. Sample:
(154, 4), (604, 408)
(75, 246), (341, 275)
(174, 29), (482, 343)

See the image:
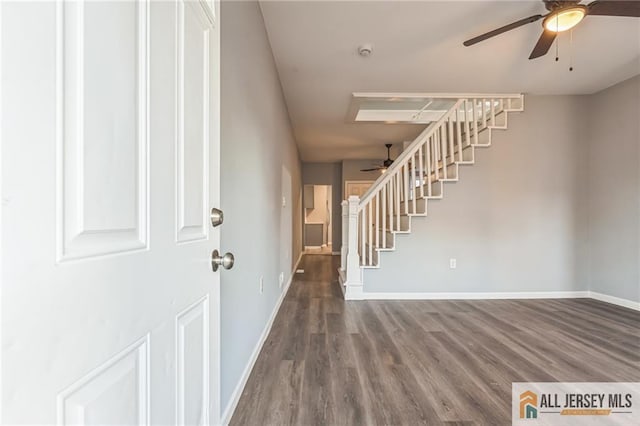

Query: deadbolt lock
(210, 208), (224, 227)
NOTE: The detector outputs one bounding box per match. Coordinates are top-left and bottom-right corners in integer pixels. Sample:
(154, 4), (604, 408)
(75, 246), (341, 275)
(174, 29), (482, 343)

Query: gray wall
(364, 96), (589, 293)
(301, 162), (342, 251)
(585, 75), (640, 302)
(220, 0), (302, 411)
(363, 86), (640, 301)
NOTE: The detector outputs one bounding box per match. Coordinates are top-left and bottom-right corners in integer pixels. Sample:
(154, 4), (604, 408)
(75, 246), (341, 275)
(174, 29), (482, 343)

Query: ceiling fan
(463, 0), (640, 59)
(361, 143), (394, 172)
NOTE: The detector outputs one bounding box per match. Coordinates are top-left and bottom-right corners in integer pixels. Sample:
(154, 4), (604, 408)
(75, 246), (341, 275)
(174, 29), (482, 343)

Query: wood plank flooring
(230, 255), (640, 425)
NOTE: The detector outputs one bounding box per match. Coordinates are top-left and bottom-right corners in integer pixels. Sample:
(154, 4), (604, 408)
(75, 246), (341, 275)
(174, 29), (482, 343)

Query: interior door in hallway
(1, 1), (221, 424)
(344, 180), (375, 199)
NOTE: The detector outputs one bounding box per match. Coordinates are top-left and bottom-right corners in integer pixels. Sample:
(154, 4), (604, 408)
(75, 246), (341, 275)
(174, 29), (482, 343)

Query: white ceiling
(259, 0), (640, 162)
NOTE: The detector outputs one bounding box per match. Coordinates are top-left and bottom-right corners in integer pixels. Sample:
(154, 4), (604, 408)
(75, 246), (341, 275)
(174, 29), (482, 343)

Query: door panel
(57, 336), (150, 425)
(176, 0), (210, 243)
(59, 0), (148, 261)
(176, 296), (209, 426)
(1, 1), (220, 424)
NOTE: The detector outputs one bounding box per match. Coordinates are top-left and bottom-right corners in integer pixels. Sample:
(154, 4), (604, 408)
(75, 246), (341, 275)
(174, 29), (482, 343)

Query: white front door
(1, 1), (221, 424)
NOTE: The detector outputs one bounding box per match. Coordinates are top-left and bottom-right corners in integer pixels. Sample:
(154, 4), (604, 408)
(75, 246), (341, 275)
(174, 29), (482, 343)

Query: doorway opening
(304, 184), (332, 254)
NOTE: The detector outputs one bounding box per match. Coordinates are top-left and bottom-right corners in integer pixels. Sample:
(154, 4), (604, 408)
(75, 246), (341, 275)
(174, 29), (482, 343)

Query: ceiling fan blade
(463, 14), (544, 46)
(529, 29), (557, 59)
(360, 168), (383, 172)
(588, 0), (640, 17)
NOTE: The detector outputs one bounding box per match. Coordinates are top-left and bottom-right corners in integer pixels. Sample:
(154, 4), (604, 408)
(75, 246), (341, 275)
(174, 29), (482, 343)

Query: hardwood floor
(304, 244), (334, 255)
(230, 255), (640, 425)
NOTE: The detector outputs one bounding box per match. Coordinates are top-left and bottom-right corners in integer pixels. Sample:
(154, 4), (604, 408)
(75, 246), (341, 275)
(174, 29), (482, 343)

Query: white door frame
(0, 2), (3, 419)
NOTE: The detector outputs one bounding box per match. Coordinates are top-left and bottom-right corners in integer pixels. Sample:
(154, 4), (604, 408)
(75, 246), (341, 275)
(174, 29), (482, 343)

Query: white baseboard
(219, 252), (304, 425)
(588, 291), (640, 311)
(356, 290), (640, 311)
(360, 291), (590, 300)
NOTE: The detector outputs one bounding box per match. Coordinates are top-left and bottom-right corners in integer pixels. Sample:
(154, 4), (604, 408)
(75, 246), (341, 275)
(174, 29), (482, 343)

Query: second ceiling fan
(361, 144), (395, 172)
(463, 0), (640, 59)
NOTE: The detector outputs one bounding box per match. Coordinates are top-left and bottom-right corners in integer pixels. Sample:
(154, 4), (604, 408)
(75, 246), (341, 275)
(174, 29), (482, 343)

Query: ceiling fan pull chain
(555, 16), (559, 62)
(569, 29), (574, 71)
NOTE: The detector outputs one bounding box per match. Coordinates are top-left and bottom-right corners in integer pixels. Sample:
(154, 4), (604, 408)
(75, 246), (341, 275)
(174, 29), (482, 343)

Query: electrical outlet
(449, 258), (457, 269)
(279, 272), (284, 288)
(259, 276), (264, 294)
(282, 196), (286, 207)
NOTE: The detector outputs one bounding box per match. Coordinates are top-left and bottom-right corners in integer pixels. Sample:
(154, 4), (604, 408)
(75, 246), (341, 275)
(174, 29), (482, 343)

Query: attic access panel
(347, 93), (458, 124)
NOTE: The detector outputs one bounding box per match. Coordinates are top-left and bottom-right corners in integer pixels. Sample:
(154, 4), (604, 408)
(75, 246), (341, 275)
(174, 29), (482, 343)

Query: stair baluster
(340, 94), (525, 300)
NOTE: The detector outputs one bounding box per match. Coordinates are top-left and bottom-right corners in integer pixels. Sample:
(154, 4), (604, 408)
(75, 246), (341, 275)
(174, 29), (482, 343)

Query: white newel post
(345, 195), (364, 300)
(340, 200), (348, 272)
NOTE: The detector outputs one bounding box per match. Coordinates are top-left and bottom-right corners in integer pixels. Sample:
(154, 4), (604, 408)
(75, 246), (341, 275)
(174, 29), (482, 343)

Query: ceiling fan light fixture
(543, 6), (587, 32)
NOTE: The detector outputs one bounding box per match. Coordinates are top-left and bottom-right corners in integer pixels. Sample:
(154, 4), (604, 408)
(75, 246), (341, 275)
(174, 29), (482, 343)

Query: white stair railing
(340, 94), (524, 300)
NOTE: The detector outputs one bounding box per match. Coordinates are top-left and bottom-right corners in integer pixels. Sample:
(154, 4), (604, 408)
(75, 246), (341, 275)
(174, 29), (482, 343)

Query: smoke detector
(358, 44), (373, 57)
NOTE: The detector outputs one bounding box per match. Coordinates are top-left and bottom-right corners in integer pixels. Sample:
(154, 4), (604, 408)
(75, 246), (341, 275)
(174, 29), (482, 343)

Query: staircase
(339, 94), (525, 300)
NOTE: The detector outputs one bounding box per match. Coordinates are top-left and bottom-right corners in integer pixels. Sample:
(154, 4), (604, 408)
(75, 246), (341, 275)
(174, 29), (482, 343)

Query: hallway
(230, 255), (640, 425)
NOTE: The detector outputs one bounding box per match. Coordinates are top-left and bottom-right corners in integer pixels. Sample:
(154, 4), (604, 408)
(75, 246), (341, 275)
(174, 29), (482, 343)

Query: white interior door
(1, 1), (221, 424)
(344, 180), (375, 198)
